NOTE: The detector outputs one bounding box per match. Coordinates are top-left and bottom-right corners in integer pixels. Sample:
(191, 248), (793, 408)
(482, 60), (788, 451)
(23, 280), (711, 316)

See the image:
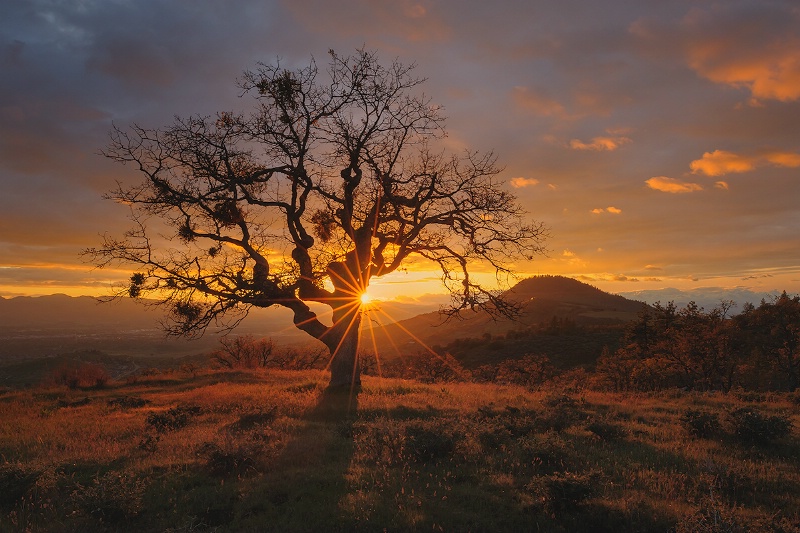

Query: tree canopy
(87, 49), (548, 388)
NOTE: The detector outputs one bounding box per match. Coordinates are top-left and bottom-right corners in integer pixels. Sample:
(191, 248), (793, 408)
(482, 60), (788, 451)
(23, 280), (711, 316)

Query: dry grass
(0, 369), (798, 532)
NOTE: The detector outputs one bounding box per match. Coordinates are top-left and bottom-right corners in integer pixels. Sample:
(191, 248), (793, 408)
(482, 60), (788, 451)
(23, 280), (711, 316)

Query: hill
(364, 275), (649, 367)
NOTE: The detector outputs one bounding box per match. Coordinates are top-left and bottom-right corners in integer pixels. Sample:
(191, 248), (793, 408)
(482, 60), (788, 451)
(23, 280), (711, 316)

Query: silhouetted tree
(86, 49), (547, 389)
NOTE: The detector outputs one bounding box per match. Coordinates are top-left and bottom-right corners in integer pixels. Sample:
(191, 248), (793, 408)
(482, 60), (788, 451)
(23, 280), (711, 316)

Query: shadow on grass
(235, 386), (360, 531)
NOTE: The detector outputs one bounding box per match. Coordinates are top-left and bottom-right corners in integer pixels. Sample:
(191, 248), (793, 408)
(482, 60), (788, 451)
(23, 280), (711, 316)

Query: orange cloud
(591, 207), (622, 214)
(646, 176), (703, 193)
(683, 9), (800, 103)
(765, 151), (800, 168)
(569, 135), (630, 151)
(690, 150), (755, 176)
(512, 86), (566, 117)
(715, 181), (729, 190)
(510, 177), (540, 188)
(691, 149), (800, 176)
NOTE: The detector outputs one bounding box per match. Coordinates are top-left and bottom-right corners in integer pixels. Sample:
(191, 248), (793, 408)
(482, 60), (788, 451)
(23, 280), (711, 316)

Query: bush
(728, 407), (792, 444)
(543, 471), (598, 512)
(145, 405), (202, 432)
(49, 362), (109, 389)
(682, 410), (722, 439)
(587, 419), (627, 442)
(405, 424), (458, 463)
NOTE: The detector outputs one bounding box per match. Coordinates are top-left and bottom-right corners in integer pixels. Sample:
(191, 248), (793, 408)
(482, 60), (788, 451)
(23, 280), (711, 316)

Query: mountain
(616, 287), (784, 314)
(364, 275), (649, 366)
(0, 291), (448, 364)
(0, 295), (312, 362)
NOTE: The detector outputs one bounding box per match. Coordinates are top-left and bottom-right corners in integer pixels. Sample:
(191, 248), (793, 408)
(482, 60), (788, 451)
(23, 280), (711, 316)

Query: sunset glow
(1, 1), (799, 303)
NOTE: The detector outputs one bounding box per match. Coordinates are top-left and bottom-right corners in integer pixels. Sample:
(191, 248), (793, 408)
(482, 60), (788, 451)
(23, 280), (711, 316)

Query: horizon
(2, 1), (800, 301)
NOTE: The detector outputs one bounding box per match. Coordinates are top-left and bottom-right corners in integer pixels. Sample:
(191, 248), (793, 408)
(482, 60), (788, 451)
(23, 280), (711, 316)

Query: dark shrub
(587, 419), (627, 442)
(198, 443), (257, 479)
(146, 405), (202, 432)
(405, 424), (457, 463)
(728, 407), (792, 444)
(0, 464), (38, 507)
(545, 471), (597, 512)
(682, 410), (722, 439)
(50, 362), (110, 389)
(108, 396), (150, 409)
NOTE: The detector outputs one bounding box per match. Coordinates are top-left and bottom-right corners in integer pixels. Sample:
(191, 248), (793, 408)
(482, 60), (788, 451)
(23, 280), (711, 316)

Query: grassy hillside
(1, 369), (798, 531)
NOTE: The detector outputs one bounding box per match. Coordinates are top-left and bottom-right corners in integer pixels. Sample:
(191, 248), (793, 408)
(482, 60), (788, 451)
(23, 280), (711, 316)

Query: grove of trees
(597, 293), (800, 392)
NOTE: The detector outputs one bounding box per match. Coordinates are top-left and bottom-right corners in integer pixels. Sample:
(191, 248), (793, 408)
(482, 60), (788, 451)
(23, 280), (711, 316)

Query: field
(1, 369), (798, 532)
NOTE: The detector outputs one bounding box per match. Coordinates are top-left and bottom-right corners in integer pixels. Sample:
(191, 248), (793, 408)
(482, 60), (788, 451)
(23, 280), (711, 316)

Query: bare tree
(86, 49), (547, 389)
(211, 334), (274, 369)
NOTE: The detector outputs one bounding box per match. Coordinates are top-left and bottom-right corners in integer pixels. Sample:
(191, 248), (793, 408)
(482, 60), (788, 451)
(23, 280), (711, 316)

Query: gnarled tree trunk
(324, 303), (362, 389)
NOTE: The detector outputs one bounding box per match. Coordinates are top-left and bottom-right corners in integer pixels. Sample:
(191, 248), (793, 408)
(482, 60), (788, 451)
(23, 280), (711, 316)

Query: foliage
(596, 301), (738, 392)
(727, 407), (792, 444)
(210, 335), (275, 369)
(47, 362), (109, 390)
(735, 292), (800, 391)
(145, 405), (203, 432)
(681, 409), (722, 439)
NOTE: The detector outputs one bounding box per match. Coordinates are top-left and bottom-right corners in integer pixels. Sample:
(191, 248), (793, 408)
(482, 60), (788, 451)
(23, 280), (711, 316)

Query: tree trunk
(326, 304), (362, 390)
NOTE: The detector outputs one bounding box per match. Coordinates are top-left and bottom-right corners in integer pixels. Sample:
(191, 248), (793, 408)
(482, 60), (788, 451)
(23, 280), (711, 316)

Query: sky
(1, 0), (799, 304)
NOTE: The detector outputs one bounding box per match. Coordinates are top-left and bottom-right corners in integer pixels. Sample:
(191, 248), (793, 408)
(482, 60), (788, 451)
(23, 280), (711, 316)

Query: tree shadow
(241, 386), (360, 531)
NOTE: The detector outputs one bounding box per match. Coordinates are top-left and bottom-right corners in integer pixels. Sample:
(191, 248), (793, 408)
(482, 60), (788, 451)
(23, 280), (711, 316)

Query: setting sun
(360, 291), (374, 306)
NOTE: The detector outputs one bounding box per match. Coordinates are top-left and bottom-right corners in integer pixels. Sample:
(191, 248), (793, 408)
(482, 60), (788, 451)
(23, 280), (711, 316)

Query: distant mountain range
(0, 291), (448, 362)
(7, 276), (773, 368)
(616, 287), (783, 314)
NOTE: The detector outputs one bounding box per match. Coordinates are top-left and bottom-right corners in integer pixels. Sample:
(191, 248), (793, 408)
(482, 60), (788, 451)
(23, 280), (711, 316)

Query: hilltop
(365, 275), (648, 368)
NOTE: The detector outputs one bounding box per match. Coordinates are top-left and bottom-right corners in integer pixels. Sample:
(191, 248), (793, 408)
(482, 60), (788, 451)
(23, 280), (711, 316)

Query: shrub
(197, 443), (257, 479)
(682, 410), (722, 439)
(145, 405), (202, 432)
(728, 407), (792, 444)
(0, 464), (38, 507)
(405, 424), (458, 463)
(107, 396), (150, 409)
(587, 419), (627, 442)
(49, 362), (109, 389)
(544, 471), (598, 512)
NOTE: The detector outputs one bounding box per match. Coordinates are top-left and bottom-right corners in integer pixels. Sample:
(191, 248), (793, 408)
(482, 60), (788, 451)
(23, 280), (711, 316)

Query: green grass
(0, 369), (798, 532)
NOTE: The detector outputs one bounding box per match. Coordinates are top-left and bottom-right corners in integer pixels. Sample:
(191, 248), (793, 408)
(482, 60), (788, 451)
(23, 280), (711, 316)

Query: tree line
(596, 293), (800, 392)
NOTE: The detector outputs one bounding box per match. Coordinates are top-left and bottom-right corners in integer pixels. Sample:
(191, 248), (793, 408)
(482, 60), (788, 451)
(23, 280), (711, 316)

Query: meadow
(0, 368), (798, 532)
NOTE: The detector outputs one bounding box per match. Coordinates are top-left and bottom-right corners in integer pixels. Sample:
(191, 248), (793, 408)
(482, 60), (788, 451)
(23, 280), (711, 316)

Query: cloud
(591, 207), (622, 214)
(682, 5), (800, 103)
(645, 177), (703, 193)
(691, 149), (800, 176)
(715, 181), (729, 190)
(569, 135), (630, 151)
(764, 151), (800, 168)
(510, 177), (540, 188)
(690, 150), (756, 176)
(578, 273), (640, 283)
(512, 86), (567, 117)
